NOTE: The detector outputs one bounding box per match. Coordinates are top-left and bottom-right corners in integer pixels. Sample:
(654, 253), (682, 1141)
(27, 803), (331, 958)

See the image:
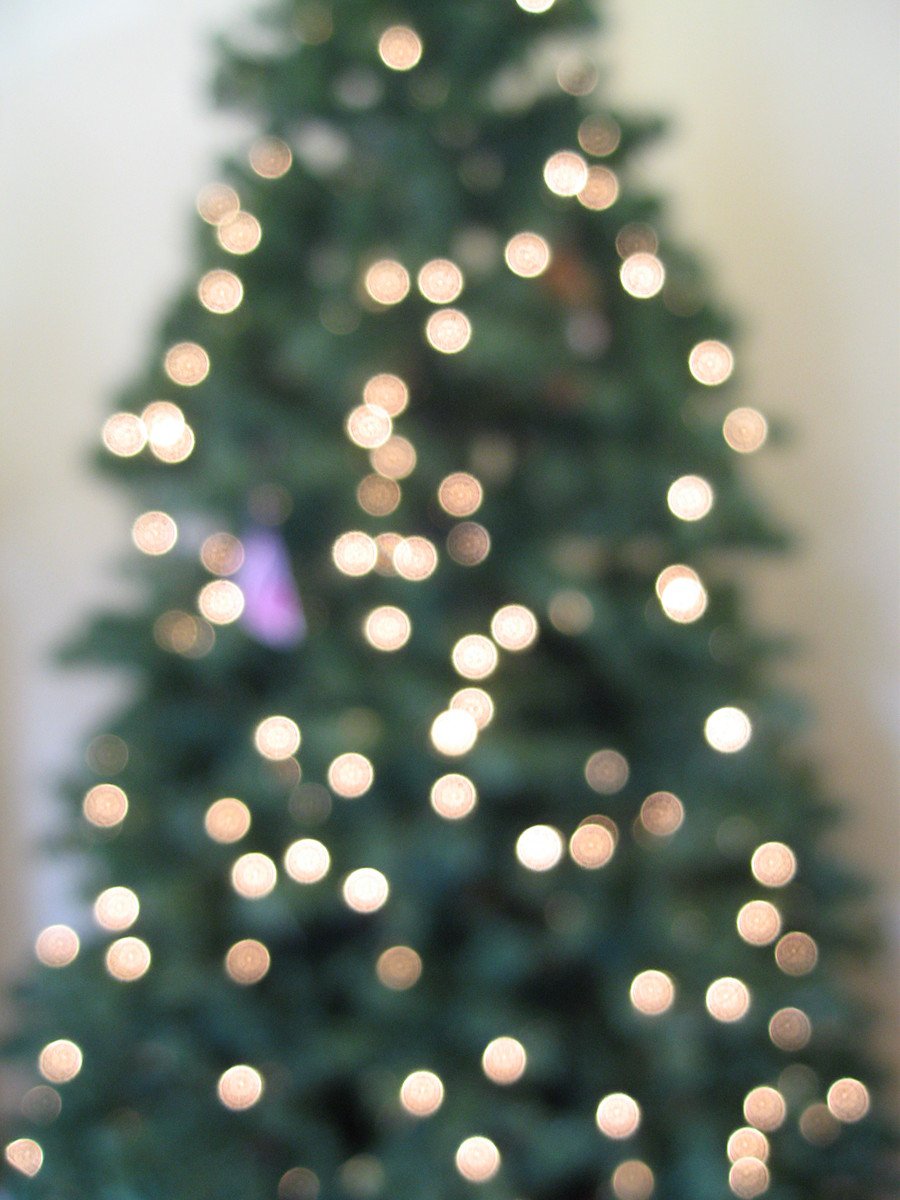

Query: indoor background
(1, 0), (897, 1087)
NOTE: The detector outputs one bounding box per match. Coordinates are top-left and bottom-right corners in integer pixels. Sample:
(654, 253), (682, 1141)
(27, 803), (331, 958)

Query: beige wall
(1, 0), (896, 1038)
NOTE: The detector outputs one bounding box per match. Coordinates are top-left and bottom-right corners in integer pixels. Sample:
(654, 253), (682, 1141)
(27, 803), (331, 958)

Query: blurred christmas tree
(1, 1), (894, 1198)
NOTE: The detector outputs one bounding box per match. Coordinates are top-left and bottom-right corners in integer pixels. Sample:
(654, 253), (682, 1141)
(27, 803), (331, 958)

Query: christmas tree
(1, 1), (893, 1198)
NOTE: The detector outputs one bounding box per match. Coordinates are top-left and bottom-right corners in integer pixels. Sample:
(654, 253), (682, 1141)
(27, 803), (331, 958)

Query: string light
(4, 1139), (43, 1177)
(249, 136), (292, 178)
(378, 25), (422, 71)
(826, 1078), (870, 1123)
(363, 373), (408, 415)
(482, 1037), (527, 1085)
(620, 253), (665, 298)
(450, 688), (493, 730)
(430, 773), (478, 819)
(578, 114), (621, 156)
(569, 820), (615, 868)
(35, 925), (79, 968)
(327, 752), (374, 798)
(425, 308), (471, 353)
(132, 511), (177, 556)
(346, 404), (392, 448)
(253, 715), (301, 761)
(724, 407), (768, 453)
(164, 341), (209, 386)
(83, 783), (128, 827)
(750, 842), (797, 888)
(370, 435), (417, 479)
(706, 977), (751, 1022)
(515, 824), (564, 871)
(231, 852), (277, 899)
(727, 1129), (770, 1164)
(639, 791), (684, 836)
(357, 474), (401, 516)
(728, 1158), (770, 1199)
(743, 1087), (786, 1132)
(399, 1070), (444, 1117)
(504, 232), (551, 278)
(284, 839), (331, 884)
(105, 937), (151, 982)
(198, 580), (245, 624)
(342, 867), (390, 913)
(455, 1137), (500, 1183)
(376, 946), (422, 989)
(596, 1093), (641, 1139)
(225, 939), (271, 985)
(93, 887), (140, 932)
(667, 475), (714, 521)
(768, 1007), (811, 1051)
(102, 412), (147, 457)
(438, 472), (483, 516)
(452, 634), (498, 680)
(198, 268), (244, 313)
(364, 605), (411, 651)
(774, 931), (818, 976)
(447, 522), (491, 565)
(544, 151), (588, 196)
(611, 1161), (655, 1200)
(629, 970), (675, 1016)
(418, 258), (463, 303)
(490, 604), (538, 651)
(430, 709), (478, 756)
(333, 531), (378, 576)
(736, 900), (782, 946)
(201, 533), (245, 576)
(217, 211), (262, 254)
(578, 166), (619, 210)
(516, 0), (556, 12)
(689, 339), (733, 386)
(364, 259), (410, 305)
(196, 182), (239, 225)
(585, 749), (629, 794)
(704, 707), (752, 753)
(217, 1065), (264, 1110)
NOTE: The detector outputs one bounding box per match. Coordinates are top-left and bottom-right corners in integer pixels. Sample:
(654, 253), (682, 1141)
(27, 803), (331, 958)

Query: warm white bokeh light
(705, 977), (751, 1022)
(595, 1092), (641, 1139)
(284, 839), (331, 885)
(704, 706), (752, 752)
(515, 824), (564, 872)
(254, 716), (301, 760)
(217, 1065), (264, 1110)
(455, 1136), (500, 1183)
(399, 1070), (444, 1117)
(342, 868), (390, 913)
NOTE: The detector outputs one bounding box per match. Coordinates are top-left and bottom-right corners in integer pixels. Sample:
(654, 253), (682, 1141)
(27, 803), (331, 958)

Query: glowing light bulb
(225, 939), (271, 985)
(346, 403), (392, 448)
(217, 211), (262, 254)
(425, 308), (471, 353)
(750, 842), (797, 888)
(629, 970), (675, 1016)
(137, 400), (185, 453)
(491, 604), (537, 651)
(430, 709), (478, 756)
(504, 232), (551, 278)
(569, 820), (615, 868)
(364, 605), (411, 651)
(201, 533), (245, 576)
(357, 474), (401, 516)
(378, 25), (422, 70)
(35, 925), (80, 968)
(689, 339), (733, 385)
(38, 1040), (82, 1084)
(728, 1157), (770, 1199)
(724, 407), (768, 453)
(93, 887), (140, 932)
(450, 687), (493, 731)
(438, 472), (483, 516)
(254, 715), (301, 760)
(231, 852), (277, 899)
(544, 151), (588, 196)
(132, 511), (177, 555)
(249, 136), (292, 178)
(218, 1065), (264, 1110)
(826, 1078), (870, 1123)
(196, 182), (239, 225)
(363, 373), (408, 415)
(394, 536), (437, 580)
(596, 1092), (641, 1139)
(376, 945), (422, 989)
(342, 867), (389, 913)
(364, 258), (410, 306)
(105, 937), (151, 982)
(578, 166), (619, 210)
(198, 580), (245, 624)
(727, 1128), (770, 1164)
(620, 253), (665, 298)
(515, 824), (564, 871)
(333, 531), (378, 576)
(418, 258), (463, 303)
(102, 412), (146, 457)
(452, 634), (497, 679)
(736, 900), (782, 946)
(667, 475), (714, 521)
(198, 268), (244, 313)
(639, 791), (684, 836)
(743, 1087), (786, 1132)
(327, 752), (374, 798)
(704, 707), (752, 753)
(284, 838), (330, 884)
(400, 1070), (444, 1117)
(455, 1136), (500, 1183)
(706, 977), (751, 1022)
(482, 1037), (526, 1085)
(164, 341), (209, 386)
(83, 783), (128, 827)
(430, 773), (477, 820)
(585, 749), (629, 794)
(516, 0), (556, 11)
(4, 1139), (43, 1177)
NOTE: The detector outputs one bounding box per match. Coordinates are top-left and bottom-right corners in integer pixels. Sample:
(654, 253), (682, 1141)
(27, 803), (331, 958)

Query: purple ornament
(237, 526), (306, 648)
